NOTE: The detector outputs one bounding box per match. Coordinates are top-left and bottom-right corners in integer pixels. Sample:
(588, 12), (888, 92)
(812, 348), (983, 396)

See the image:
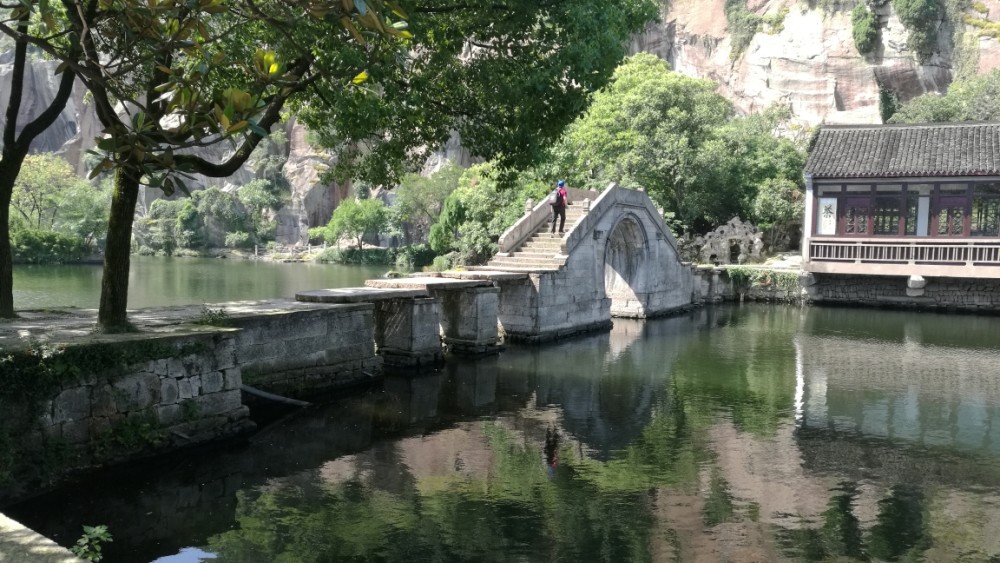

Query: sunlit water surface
(8, 304), (1000, 562)
(12, 256), (387, 309)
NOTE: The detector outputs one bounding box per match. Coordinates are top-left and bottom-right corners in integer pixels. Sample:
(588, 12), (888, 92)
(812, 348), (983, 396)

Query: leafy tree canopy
(0, 0), (659, 329)
(314, 198), (389, 250)
(889, 69), (1000, 123)
(392, 161), (463, 243)
(429, 163), (550, 264)
(11, 154), (89, 231)
(554, 54), (804, 233)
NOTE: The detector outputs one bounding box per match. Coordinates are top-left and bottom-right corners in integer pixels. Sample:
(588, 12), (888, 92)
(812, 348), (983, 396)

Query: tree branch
(174, 58), (316, 177)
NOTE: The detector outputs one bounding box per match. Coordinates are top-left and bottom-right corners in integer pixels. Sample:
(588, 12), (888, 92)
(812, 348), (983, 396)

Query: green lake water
(8, 304), (1000, 562)
(12, 256), (388, 310)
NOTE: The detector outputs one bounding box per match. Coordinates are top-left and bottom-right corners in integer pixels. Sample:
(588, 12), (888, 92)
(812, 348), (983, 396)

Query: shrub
(852, 4), (880, 54)
(429, 254), (456, 272)
(892, 0), (941, 61)
(224, 231), (252, 249)
(315, 247), (394, 265)
(394, 244), (436, 271)
(314, 248), (343, 263)
(11, 230), (89, 264)
(725, 0), (763, 60)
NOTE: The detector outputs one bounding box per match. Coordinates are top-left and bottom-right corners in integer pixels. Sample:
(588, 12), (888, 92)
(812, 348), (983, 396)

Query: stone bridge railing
(560, 183), (679, 257)
(497, 186), (598, 254)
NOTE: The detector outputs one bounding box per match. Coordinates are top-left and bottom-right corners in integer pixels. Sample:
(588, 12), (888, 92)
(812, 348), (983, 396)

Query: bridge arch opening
(604, 215), (650, 318)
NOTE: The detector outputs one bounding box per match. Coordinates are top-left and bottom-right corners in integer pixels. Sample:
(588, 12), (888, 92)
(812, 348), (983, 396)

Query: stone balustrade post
(524, 199), (534, 214)
(582, 198), (590, 213)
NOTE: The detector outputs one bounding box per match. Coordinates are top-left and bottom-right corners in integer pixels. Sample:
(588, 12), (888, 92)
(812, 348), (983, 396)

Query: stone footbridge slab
(365, 277), (501, 356)
(296, 288), (429, 303)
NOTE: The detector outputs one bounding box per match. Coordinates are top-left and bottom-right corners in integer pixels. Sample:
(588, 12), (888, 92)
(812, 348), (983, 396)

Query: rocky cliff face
(632, 0), (1000, 126)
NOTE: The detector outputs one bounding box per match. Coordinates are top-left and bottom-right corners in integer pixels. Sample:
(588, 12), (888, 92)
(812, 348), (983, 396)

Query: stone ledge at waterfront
(0, 299), (380, 503)
(0, 513), (82, 563)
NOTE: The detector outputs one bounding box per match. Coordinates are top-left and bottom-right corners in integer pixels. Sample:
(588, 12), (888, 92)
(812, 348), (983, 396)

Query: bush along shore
(724, 266), (802, 303)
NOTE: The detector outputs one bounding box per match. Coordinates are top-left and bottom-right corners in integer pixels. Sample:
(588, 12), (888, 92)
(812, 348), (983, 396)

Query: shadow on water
(7, 305), (1000, 561)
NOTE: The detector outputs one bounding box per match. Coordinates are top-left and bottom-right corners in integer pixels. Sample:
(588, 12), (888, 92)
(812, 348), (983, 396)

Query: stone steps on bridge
(473, 205), (586, 274)
(489, 255), (566, 268)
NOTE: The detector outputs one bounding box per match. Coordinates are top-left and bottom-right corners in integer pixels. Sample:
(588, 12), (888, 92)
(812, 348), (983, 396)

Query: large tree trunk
(97, 165), (140, 332)
(0, 167), (14, 319)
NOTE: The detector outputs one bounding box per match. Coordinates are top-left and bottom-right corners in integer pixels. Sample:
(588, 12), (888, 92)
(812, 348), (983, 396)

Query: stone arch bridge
(305, 183), (709, 366)
(470, 183), (698, 342)
(352, 184), (712, 350)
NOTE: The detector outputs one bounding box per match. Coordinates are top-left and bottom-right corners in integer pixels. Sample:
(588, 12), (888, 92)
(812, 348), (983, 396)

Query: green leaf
(248, 120), (268, 137)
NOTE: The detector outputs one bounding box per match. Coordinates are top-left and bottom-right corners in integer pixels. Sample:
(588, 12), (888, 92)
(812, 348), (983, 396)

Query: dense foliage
(134, 183), (280, 255)
(892, 0), (942, 61)
(553, 54), (805, 234)
(889, 69), (1000, 122)
(428, 163), (550, 265)
(315, 244), (435, 269)
(7, 154), (110, 263)
(311, 198), (389, 251)
(852, 3), (880, 55)
(391, 163), (463, 244)
(10, 229), (89, 264)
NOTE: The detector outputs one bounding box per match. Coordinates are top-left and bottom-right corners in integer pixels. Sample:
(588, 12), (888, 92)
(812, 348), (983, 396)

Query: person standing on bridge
(550, 180), (569, 235)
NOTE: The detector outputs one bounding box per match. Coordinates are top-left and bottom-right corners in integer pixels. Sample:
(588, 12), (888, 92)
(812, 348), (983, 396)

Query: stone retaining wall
(0, 300), (384, 501)
(228, 303), (380, 395)
(1, 331), (253, 501)
(804, 273), (1000, 311)
(692, 266), (802, 304)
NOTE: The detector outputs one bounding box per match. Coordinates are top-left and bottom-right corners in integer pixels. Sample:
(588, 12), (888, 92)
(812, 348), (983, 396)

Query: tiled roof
(804, 122), (1000, 179)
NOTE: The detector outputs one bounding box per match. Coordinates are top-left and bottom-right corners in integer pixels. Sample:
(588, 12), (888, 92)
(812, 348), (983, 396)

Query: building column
(802, 173), (815, 265)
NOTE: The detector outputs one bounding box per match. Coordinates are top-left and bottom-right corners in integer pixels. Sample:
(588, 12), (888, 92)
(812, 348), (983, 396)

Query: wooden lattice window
(843, 198), (869, 235)
(874, 196), (902, 235)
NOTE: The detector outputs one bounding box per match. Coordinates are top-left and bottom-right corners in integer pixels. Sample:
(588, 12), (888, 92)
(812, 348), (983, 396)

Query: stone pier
(296, 288), (444, 367)
(365, 277), (502, 356)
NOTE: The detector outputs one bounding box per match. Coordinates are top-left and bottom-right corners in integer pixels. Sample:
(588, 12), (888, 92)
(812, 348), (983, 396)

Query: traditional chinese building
(800, 122), (1000, 310)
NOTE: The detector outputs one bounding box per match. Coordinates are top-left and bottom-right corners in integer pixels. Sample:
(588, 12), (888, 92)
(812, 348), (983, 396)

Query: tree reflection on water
(10, 305), (1000, 562)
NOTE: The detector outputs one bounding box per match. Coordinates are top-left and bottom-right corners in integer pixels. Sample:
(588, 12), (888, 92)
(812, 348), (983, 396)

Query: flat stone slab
(439, 271), (530, 281)
(296, 288), (429, 303)
(365, 277), (494, 290)
(0, 513), (83, 562)
(0, 299), (371, 351)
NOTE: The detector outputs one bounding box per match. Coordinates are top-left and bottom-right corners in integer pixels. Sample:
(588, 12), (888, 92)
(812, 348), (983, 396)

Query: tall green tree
(314, 198), (388, 250)
(429, 163), (550, 264)
(392, 162), (463, 243)
(557, 54), (804, 232)
(10, 154), (86, 230)
(237, 179), (282, 245)
(1, 0), (658, 331)
(0, 5), (76, 317)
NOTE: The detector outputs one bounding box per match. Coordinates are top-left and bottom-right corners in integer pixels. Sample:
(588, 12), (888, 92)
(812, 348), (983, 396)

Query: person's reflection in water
(544, 426), (559, 480)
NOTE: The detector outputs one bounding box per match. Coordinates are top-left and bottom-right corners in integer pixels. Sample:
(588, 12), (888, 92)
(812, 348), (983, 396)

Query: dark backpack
(549, 188), (565, 206)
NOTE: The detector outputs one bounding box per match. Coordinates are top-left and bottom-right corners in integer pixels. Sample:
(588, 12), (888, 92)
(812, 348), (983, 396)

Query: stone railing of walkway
(497, 186), (599, 254)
